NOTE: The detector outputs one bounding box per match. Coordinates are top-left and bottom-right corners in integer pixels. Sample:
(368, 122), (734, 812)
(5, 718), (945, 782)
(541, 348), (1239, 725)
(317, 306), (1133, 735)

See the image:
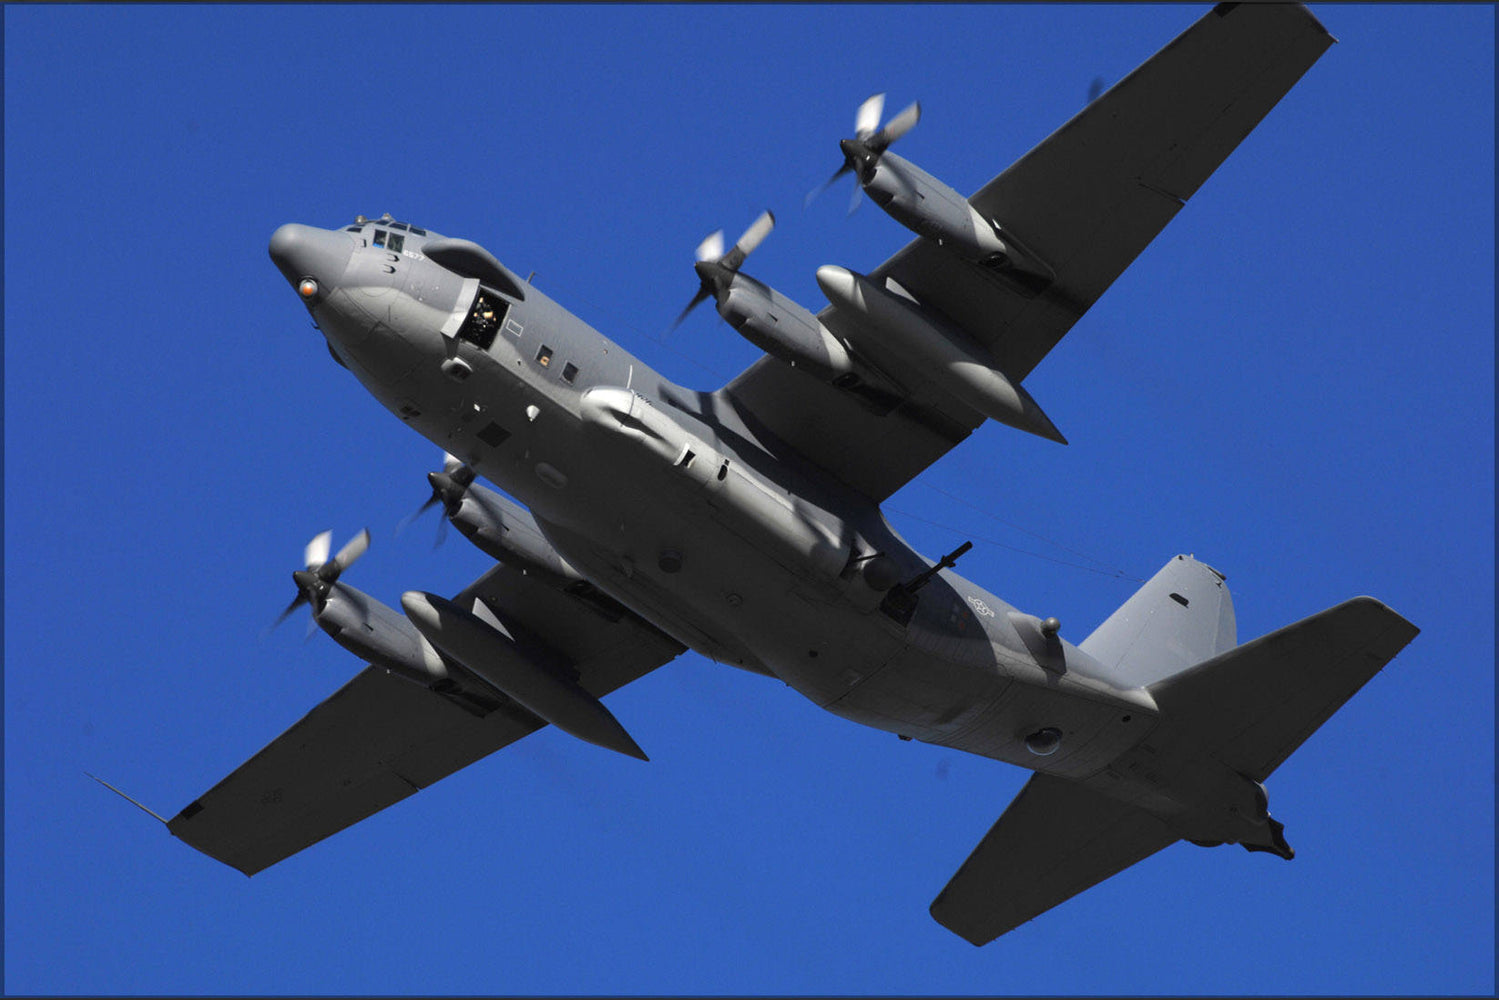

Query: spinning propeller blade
(808, 94), (920, 213)
(670, 211), (775, 330)
(264, 529), (370, 638)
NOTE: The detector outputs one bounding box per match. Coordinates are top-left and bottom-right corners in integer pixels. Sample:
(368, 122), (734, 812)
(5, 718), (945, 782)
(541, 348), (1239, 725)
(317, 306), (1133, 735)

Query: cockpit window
(388, 233), (405, 253)
(350, 218), (430, 238)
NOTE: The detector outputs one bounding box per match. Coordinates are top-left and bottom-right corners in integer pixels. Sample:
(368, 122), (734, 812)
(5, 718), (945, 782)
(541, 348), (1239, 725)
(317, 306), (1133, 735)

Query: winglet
(87, 772), (170, 825)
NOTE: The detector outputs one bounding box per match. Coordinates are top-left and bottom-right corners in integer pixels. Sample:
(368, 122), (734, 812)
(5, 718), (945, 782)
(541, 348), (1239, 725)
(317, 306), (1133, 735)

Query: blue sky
(4, 4), (1493, 995)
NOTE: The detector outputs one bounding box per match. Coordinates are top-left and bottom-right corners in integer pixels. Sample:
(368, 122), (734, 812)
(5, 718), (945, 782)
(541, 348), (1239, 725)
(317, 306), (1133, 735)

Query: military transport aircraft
(132, 3), (1418, 944)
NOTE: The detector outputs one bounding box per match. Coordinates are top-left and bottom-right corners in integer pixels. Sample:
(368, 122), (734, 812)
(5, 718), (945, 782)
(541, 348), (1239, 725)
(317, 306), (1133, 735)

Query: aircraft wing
(719, 3), (1335, 502)
(167, 563), (686, 876)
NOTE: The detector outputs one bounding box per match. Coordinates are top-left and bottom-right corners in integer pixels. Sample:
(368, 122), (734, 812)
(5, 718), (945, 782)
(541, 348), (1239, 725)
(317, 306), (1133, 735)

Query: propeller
(264, 528), (371, 637)
(805, 93), (921, 212)
(669, 210), (775, 331)
(397, 452), (476, 549)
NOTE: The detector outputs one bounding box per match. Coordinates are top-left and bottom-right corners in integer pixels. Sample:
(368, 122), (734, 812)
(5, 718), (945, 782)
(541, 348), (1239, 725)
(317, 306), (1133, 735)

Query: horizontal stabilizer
(1149, 597), (1419, 781)
(930, 773), (1178, 945)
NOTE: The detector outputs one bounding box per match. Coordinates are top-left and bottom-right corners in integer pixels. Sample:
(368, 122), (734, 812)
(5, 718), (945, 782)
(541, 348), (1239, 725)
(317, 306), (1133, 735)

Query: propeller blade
(872, 100), (920, 150)
(395, 494), (441, 539)
(442, 452), (465, 475)
(732, 210), (775, 260)
(805, 163), (852, 209)
(848, 180), (864, 216)
(694, 229), (725, 263)
(304, 610), (320, 643)
(855, 92), (885, 139)
(262, 592), (308, 639)
(1087, 76), (1106, 104)
(721, 212), (773, 272)
(670, 286), (712, 332)
(434, 513), (450, 550)
(332, 528), (370, 573)
(304, 530), (332, 570)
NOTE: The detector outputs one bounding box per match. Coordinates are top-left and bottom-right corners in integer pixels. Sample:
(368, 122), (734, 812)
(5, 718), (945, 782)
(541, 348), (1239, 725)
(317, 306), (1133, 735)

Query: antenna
(87, 772), (170, 824)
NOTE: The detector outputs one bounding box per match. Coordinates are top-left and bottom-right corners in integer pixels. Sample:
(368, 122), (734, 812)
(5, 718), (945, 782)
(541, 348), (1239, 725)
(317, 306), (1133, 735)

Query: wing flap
(169, 562), (685, 875)
(931, 772), (1178, 944)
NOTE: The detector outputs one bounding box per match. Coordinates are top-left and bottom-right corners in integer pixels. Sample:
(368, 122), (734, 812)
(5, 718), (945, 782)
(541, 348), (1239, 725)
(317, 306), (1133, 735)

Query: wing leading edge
(168, 562), (685, 876)
(720, 3), (1335, 501)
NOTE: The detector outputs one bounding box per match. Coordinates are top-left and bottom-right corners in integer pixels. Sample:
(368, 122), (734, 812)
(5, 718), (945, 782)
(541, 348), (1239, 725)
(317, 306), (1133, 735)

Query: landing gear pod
(578, 387), (852, 580)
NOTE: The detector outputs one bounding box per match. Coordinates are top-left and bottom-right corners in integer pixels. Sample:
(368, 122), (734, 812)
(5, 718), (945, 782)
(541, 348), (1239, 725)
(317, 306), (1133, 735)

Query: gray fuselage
(277, 219), (1158, 787)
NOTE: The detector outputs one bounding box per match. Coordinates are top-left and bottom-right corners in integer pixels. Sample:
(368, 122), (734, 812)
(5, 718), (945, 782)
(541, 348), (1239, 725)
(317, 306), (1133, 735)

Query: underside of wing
(168, 562), (685, 876)
(717, 3), (1334, 502)
(880, 2), (1336, 383)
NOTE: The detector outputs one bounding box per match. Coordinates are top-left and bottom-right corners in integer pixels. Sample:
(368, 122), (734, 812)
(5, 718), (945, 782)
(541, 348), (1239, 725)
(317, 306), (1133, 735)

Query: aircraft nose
(268, 223), (353, 290)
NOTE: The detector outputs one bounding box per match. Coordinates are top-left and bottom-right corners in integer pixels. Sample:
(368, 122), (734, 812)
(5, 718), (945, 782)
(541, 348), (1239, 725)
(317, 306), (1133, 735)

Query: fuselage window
(561, 362), (579, 384)
(536, 345), (554, 368)
(456, 292), (509, 351)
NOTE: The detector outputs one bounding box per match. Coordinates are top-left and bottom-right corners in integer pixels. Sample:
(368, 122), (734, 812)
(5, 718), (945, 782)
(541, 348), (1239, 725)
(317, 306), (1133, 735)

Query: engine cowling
(445, 483), (584, 589)
(714, 275), (855, 384)
(314, 581), (451, 688)
(862, 151), (1054, 293)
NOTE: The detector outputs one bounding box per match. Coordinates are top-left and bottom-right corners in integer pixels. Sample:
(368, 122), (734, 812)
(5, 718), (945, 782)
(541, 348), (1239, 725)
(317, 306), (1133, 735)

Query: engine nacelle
(863, 151), (1054, 293)
(314, 581), (451, 688)
(448, 483), (584, 589)
(714, 274), (855, 384)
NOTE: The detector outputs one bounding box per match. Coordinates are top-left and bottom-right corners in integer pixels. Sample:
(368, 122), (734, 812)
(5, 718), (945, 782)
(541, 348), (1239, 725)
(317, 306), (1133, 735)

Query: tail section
(1080, 554), (1236, 687)
(931, 561), (1418, 944)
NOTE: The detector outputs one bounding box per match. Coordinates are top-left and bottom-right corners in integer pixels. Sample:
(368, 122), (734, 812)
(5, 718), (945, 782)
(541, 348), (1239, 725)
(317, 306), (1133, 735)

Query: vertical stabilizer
(1080, 554), (1235, 688)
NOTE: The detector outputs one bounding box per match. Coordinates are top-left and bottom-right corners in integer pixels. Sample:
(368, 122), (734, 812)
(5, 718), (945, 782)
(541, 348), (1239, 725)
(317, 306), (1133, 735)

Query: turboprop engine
(408, 453), (587, 589)
(267, 530), (451, 690)
(671, 212), (859, 385)
(815, 94), (1054, 294)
